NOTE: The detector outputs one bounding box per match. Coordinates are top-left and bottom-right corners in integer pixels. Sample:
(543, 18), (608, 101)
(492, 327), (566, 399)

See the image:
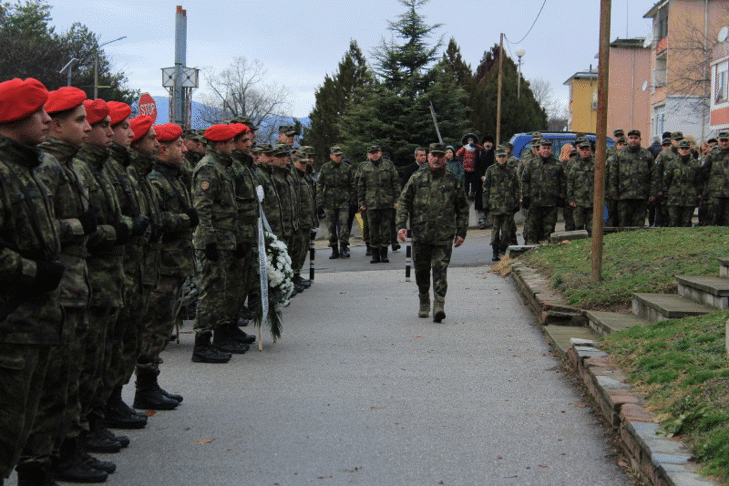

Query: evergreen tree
(303, 40), (372, 167)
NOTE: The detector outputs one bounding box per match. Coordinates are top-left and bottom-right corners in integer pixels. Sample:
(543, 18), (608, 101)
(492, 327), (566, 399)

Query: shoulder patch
(200, 180), (211, 191)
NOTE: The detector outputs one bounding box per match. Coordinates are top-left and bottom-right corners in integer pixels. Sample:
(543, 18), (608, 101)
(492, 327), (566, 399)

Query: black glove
(131, 214), (151, 236)
(184, 208), (199, 228)
(513, 205), (521, 214)
(205, 242), (219, 262)
(233, 243), (247, 258)
(111, 222), (130, 246)
(521, 197), (530, 209)
(149, 224), (163, 243)
(31, 260), (65, 293)
(78, 210), (97, 235)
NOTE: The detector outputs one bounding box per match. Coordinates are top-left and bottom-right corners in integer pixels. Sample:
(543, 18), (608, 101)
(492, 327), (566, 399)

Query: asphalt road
(8, 259), (634, 486)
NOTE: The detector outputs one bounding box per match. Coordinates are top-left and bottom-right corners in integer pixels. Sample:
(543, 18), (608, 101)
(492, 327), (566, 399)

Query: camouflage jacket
(192, 148), (237, 251)
(609, 146), (656, 200)
(149, 161), (194, 277)
(318, 160), (354, 209)
(357, 158), (400, 209)
(292, 166), (318, 230)
(74, 143), (129, 307)
(0, 136), (63, 344)
(182, 151), (201, 189)
(258, 165), (283, 237)
(396, 165), (469, 245)
(482, 162), (520, 215)
(663, 155), (701, 206)
(36, 138), (90, 308)
(521, 155), (565, 207)
(271, 165), (299, 237)
(230, 150), (260, 244)
(129, 150), (163, 288)
(567, 156), (596, 207)
(702, 146), (729, 198)
(653, 149), (678, 197)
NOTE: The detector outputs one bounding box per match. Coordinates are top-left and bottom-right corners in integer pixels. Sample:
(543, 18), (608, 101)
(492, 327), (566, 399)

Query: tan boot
(433, 295), (445, 323)
(418, 293), (430, 318)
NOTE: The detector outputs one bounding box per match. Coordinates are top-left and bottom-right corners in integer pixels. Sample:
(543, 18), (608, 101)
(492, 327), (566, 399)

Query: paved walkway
(11, 266), (632, 485)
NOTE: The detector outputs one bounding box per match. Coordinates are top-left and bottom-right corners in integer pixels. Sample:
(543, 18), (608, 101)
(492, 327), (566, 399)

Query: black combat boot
(150, 369), (183, 403)
(365, 244), (372, 256)
(83, 411), (121, 453)
(380, 247), (389, 263)
(212, 325), (250, 354)
(339, 244), (350, 258)
(54, 436), (109, 483)
(16, 463), (52, 486)
(329, 245), (340, 259)
(133, 369), (179, 410)
(192, 331), (231, 363)
(228, 322), (256, 345)
(103, 386), (147, 429)
(370, 248), (381, 263)
(492, 245), (500, 262)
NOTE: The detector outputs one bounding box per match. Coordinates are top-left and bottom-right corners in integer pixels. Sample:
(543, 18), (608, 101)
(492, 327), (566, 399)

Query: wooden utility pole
(496, 32), (504, 147)
(591, 0), (611, 283)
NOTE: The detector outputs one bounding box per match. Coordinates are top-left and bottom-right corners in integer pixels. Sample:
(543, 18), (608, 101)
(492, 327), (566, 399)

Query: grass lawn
(519, 227), (729, 484)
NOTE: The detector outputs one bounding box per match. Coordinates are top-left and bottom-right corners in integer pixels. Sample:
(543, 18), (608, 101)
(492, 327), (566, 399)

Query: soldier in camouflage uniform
(396, 143), (468, 322)
(482, 147), (520, 261)
(567, 140), (596, 234)
(702, 131), (729, 225)
(663, 139), (702, 227)
(353, 159), (372, 255)
(72, 98), (133, 471)
(517, 133), (541, 244)
(318, 146), (354, 259)
(182, 130), (205, 188)
(192, 124), (243, 363)
(270, 144), (299, 255)
(652, 132), (682, 227)
(521, 139), (565, 243)
(608, 129), (657, 227)
(358, 145), (400, 263)
(19, 87), (109, 485)
(258, 144), (284, 233)
(0, 78), (65, 486)
(291, 149), (318, 290)
(226, 123), (258, 343)
(605, 135), (626, 227)
(101, 102), (151, 431)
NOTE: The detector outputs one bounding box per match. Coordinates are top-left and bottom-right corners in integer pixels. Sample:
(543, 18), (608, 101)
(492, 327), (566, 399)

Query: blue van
(508, 131), (615, 159)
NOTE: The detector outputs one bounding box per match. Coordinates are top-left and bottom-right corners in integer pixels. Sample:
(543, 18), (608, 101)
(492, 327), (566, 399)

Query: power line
(505, 0), (548, 46)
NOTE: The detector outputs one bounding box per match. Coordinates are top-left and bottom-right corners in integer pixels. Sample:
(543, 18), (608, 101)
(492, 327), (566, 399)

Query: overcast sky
(47, 0), (658, 118)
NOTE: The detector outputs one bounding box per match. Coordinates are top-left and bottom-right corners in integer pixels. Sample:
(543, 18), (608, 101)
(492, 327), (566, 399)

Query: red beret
(0, 78), (49, 123)
(130, 115), (154, 143)
(155, 123), (183, 143)
(107, 101), (132, 126)
(45, 87), (87, 115)
(230, 123), (250, 137)
(204, 124), (237, 142)
(83, 99), (109, 125)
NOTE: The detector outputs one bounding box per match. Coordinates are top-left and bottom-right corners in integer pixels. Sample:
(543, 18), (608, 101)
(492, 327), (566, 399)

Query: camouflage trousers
(606, 199), (620, 227)
(573, 206), (593, 232)
(80, 306), (119, 424)
(325, 207), (350, 247)
(0, 343), (49, 478)
(652, 200), (669, 227)
(413, 242), (453, 299)
(361, 210), (369, 244)
(19, 308), (86, 469)
(490, 213), (515, 251)
(366, 208), (393, 250)
(618, 200), (647, 227)
(112, 279), (148, 388)
(668, 205), (696, 227)
(137, 276), (185, 374)
(524, 206), (559, 244)
(225, 244), (253, 323)
(711, 198), (729, 226)
(291, 228), (312, 275)
(195, 249), (234, 333)
(563, 205), (575, 231)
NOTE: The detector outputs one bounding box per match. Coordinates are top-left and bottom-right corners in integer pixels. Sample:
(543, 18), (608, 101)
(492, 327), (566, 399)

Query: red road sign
(138, 93), (157, 123)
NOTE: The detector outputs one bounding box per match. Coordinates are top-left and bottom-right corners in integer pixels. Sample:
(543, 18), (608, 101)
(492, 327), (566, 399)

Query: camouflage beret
(495, 147), (507, 156)
(429, 142), (446, 154)
(272, 143), (291, 157)
(678, 140), (691, 149)
(661, 138), (671, 145)
(531, 132), (542, 142)
(719, 132), (729, 141)
(330, 146), (343, 155)
(577, 139), (591, 149)
(613, 129), (625, 137)
(367, 145), (381, 153)
(503, 142), (513, 149)
(671, 131), (684, 141)
(251, 145), (263, 154)
(627, 129), (641, 137)
(538, 139), (552, 146)
(300, 145), (316, 156)
(258, 143), (275, 154)
(617, 136), (627, 144)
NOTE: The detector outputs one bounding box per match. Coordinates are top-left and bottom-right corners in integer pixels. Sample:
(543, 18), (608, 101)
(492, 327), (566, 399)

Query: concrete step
(549, 230), (588, 243)
(676, 275), (729, 310)
(585, 310), (648, 336)
(544, 324), (601, 355)
(506, 244), (537, 258)
(719, 257), (729, 278)
(632, 293), (715, 323)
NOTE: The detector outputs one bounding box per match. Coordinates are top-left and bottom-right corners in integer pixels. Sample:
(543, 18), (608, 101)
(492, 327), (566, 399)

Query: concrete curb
(510, 262), (719, 486)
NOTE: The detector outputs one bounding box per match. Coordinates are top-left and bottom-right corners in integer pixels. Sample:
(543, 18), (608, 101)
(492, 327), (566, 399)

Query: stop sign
(138, 93), (157, 123)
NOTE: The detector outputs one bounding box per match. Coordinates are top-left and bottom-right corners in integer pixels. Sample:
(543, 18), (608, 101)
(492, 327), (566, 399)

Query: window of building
(653, 105), (665, 138)
(716, 60), (728, 104)
(655, 4), (669, 41)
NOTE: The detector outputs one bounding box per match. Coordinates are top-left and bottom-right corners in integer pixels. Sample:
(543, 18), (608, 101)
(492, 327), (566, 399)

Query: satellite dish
(642, 81), (648, 92)
(719, 26), (729, 43)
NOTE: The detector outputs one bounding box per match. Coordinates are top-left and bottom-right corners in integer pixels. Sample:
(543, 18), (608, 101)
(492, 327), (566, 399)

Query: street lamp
(515, 47), (526, 99)
(94, 36), (127, 98)
(59, 58), (79, 87)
